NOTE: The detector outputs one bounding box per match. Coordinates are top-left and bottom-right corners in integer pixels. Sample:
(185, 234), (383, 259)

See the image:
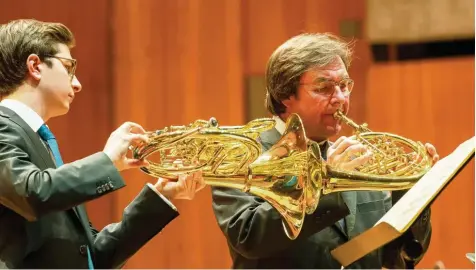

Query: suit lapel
(1, 107), (56, 169)
(341, 191), (357, 236)
(320, 141), (349, 237)
(1, 107), (84, 223)
(332, 221), (346, 237)
(76, 204), (95, 243)
(70, 206), (83, 223)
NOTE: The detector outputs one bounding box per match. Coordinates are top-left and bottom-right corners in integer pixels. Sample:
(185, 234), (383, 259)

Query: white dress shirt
(0, 99), (44, 132)
(0, 98), (177, 211)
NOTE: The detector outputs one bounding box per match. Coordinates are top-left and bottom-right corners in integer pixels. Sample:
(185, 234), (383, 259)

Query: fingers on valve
(333, 137), (359, 156)
(122, 122), (146, 134)
(127, 134), (149, 145)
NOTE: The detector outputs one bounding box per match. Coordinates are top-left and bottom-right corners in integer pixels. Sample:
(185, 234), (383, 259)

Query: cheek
(305, 98), (327, 116)
(40, 73), (63, 89)
(343, 98), (350, 111)
(291, 94), (328, 122)
(297, 101), (327, 128)
(50, 78), (71, 94)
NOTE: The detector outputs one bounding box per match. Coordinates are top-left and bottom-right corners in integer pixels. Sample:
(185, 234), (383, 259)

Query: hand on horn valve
(103, 121), (150, 171)
(327, 136), (373, 171)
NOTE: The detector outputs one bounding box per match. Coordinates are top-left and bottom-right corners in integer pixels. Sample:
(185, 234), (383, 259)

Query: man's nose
(71, 76), (82, 92)
(331, 86), (347, 105)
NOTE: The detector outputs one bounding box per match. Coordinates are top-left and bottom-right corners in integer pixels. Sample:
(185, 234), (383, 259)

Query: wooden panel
(367, 0), (475, 43)
(112, 0), (243, 268)
(112, 0), (369, 268)
(0, 0), (114, 229)
(366, 57), (475, 268)
(243, 0), (370, 128)
(5, 1), (470, 269)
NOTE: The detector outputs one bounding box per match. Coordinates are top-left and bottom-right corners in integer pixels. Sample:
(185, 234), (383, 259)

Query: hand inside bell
(327, 136), (373, 171)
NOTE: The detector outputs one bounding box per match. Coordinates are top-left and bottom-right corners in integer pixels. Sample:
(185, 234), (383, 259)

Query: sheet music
(376, 136), (475, 232)
(331, 137), (475, 267)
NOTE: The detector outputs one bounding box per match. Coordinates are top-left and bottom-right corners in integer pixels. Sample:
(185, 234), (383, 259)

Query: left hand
(425, 143), (439, 165)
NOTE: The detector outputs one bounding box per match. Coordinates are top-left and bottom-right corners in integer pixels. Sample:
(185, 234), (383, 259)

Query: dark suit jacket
(0, 106), (178, 268)
(212, 128), (431, 269)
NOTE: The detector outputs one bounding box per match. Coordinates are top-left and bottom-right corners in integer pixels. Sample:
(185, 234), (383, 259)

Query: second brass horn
(132, 112), (432, 240)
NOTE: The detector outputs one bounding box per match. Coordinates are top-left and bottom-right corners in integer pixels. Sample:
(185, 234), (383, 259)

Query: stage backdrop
(1, 0), (473, 268)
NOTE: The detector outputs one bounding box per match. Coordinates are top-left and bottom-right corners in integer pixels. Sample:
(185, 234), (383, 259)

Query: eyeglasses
(42, 54), (77, 81)
(300, 78), (354, 97)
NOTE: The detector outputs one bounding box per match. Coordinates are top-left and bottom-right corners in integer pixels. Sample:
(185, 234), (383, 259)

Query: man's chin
(325, 124), (341, 135)
(57, 104), (70, 116)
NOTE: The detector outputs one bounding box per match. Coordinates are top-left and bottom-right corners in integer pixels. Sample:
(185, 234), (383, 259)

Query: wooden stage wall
(1, 0), (473, 268)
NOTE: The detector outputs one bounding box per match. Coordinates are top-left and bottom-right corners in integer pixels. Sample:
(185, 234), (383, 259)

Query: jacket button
(79, 245), (87, 256)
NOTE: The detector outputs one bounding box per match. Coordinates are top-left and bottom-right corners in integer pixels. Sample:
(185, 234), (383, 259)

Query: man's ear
(281, 96), (294, 109)
(26, 54), (42, 81)
(279, 97), (294, 119)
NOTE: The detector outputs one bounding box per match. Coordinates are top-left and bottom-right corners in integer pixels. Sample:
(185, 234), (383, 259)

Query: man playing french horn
(211, 33), (439, 269)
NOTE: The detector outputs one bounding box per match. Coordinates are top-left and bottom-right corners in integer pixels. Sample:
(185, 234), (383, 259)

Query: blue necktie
(37, 124), (95, 269)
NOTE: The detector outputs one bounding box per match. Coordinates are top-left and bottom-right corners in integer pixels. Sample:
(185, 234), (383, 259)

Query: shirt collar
(0, 99), (45, 132)
(272, 115), (286, 135)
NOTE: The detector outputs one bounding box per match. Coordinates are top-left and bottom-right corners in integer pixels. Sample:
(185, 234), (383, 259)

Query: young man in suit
(0, 19), (205, 268)
(211, 33), (440, 269)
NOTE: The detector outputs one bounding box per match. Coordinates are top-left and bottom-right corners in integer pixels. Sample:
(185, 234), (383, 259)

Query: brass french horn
(132, 112), (432, 239)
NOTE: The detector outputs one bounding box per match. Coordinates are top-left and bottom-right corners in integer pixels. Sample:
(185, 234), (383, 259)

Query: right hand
(103, 122), (150, 171)
(327, 136), (373, 171)
(153, 171), (206, 200)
